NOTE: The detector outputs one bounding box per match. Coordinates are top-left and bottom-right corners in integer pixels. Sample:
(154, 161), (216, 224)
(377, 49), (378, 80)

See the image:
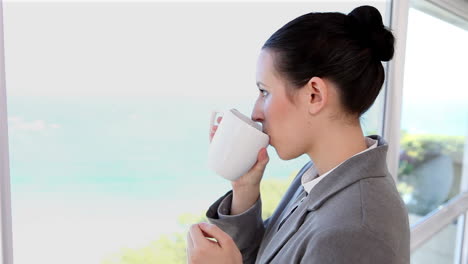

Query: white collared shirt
(301, 137), (378, 194)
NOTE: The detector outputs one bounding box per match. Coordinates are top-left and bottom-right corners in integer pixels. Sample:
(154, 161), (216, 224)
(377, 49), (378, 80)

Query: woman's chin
(271, 145), (294, 160)
(273, 146), (297, 161)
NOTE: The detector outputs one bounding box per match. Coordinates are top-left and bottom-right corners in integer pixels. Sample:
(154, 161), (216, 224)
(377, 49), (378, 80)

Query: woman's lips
(262, 130), (271, 145)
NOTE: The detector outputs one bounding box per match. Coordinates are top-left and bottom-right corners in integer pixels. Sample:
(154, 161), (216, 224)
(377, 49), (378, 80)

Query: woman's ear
(305, 76), (328, 115)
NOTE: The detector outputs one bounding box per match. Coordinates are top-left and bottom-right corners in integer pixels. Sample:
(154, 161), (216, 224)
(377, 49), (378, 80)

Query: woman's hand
(209, 115), (269, 214)
(209, 116), (223, 142)
(209, 116), (269, 189)
(187, 222), (242, 264)
(231, 147), (269, 189)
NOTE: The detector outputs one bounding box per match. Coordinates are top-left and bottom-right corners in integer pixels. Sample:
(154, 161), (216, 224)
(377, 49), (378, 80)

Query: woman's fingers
(231, 147), (270, 188)
(209, 116), (222, 142)
(258, 147), (269, 163)
(252, 148), (269, 172)
(187, 222), (242, 264)
(197, 222), (234, 249)
(189, 224), (210, 248)
(209, 126), (218, 142)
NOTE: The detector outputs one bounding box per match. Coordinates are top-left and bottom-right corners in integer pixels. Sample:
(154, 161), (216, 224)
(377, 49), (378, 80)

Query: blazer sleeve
(301, 226), (409, 264)
(206, 190), (268, 264)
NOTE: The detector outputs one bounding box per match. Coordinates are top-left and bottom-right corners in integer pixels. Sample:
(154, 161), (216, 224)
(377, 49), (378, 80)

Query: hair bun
(347, 5), (395, 61)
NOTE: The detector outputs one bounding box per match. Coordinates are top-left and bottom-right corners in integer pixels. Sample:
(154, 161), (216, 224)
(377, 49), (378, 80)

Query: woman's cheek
(263, 95), (272, 114)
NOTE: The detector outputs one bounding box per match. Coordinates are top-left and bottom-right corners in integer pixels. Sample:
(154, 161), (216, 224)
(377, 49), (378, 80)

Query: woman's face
(252, 50), (311, 160)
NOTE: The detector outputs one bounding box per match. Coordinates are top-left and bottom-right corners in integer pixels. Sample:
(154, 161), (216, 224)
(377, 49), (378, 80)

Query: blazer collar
(259, 135), (390, 264)
(305, 135), (390, 211)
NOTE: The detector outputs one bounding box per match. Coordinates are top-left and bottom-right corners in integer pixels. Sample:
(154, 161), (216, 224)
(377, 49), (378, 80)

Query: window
(3, 1), (391, 263)
(398, 3), (468, 262)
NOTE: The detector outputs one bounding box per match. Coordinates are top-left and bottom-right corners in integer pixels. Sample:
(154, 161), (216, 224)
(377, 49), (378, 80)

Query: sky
(3, 1), (467, 136)
(403, 8), (468, 106)
(2, 1), (388, 97)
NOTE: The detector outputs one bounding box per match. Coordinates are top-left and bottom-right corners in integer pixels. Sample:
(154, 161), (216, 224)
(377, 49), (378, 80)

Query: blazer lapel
(260, 201), (310, 264)
(306, 136), (390, 211)
(258, 135), (391, 263)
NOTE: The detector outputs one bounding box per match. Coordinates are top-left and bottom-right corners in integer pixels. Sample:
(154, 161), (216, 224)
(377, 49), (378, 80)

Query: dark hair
(262, 5), (395, 117)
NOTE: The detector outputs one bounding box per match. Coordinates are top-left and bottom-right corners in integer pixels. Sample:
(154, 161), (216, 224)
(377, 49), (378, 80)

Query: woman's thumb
(254, 148), (269, 169)
(198, 222), (232, 247)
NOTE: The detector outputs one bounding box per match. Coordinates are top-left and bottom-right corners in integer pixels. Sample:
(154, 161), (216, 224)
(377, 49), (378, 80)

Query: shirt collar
(301, 137), (378, 194)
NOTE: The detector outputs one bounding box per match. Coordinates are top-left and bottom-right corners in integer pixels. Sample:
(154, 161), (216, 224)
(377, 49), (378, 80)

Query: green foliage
(396, 181), (414, 203)
(397, 132), (465, 213)
(398, 132), (464, 177)
(260, 171), (297, 219)
(177, 213), (207, 226)
(102, 172), (297, 264)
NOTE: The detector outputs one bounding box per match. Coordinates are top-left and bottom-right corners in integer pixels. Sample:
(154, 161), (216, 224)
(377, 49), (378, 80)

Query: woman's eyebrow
(256, 81), (269, 88)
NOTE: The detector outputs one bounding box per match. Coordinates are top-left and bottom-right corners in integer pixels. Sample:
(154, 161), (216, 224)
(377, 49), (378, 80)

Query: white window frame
(384, 0), (410, 183)
(422, 0), (468, 22)
(0, 1), (14, 263)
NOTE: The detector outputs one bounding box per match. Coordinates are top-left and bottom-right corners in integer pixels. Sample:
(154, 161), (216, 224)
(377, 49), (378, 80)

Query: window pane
(411, 215), (460, 264)
(398, 6), (468, 221)
(4, 2), (391, 263)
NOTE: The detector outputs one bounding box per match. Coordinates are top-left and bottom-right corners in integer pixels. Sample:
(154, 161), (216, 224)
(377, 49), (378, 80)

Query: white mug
(208, 108), (270, 181)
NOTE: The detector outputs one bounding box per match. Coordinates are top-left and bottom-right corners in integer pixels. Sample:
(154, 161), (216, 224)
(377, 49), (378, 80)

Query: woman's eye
(260, 89), (269, 97)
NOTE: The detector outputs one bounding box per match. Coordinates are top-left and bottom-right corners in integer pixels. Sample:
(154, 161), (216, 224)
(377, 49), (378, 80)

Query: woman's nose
(251, 104), (264, 122)
(252, 114), (262, 122)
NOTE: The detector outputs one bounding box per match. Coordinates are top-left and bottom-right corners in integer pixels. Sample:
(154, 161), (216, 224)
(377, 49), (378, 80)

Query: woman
(187, 5), (410, 264)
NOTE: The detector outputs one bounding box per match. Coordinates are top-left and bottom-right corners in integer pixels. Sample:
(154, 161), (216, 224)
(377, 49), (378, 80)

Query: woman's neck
(307, 123), (368, 176)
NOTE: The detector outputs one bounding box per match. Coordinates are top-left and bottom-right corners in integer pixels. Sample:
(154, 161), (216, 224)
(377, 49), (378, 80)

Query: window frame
(383, 0), (410, 182)
(0, 1), (14, 263)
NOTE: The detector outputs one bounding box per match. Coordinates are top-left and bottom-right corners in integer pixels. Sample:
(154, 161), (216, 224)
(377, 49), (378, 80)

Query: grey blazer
(206, 135), (410, 264)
